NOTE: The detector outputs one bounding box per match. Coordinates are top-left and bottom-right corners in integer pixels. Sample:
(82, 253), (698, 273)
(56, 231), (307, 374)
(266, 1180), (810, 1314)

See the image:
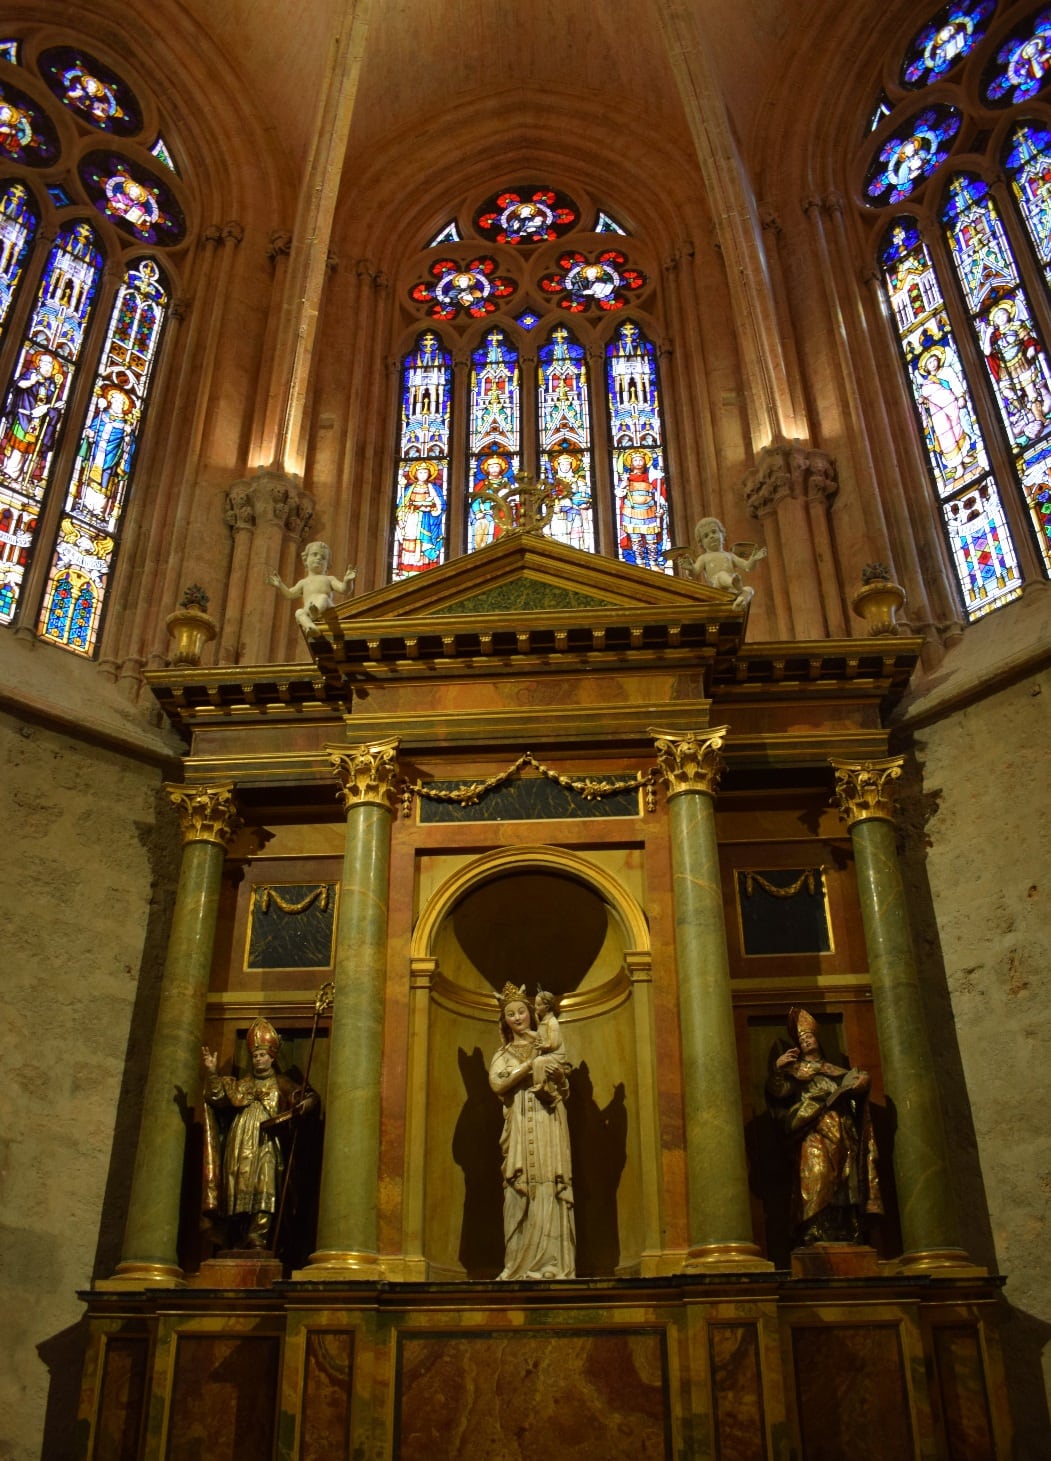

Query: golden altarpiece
(78, 526), (1011, 1459)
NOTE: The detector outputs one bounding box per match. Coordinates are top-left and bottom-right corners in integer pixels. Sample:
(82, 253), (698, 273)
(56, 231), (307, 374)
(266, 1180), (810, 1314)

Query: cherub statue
(267, 540), (356, 637)
(684, 516), (766, 609)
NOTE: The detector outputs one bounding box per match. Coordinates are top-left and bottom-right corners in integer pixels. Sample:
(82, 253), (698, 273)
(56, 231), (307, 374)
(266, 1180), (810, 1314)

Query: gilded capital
(649, 725), (727, 799)
(166, 783), (243, 846)
(329, 737), (401, 813)
(830, 755), (903, 826)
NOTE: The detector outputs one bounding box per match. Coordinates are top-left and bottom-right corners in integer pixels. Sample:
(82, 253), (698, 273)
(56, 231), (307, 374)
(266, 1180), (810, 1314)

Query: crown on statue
(496, 981), (531, 1010)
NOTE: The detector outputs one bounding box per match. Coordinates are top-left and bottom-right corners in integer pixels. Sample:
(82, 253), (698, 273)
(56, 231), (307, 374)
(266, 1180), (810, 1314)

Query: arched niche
(402, 846), (663, 1281)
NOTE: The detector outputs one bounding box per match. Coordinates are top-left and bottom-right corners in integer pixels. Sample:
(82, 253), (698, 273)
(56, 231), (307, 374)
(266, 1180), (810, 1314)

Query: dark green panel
(247, 884), (336, 970)
(418, 776), (641, 822)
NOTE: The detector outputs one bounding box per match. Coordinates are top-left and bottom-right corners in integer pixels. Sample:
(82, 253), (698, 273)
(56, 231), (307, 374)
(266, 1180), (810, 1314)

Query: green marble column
(300, 737), (399, 1278)
(831, 756), (975, 1272)
(652, 727), (770, 1271)
(101, 785), (242, 1288)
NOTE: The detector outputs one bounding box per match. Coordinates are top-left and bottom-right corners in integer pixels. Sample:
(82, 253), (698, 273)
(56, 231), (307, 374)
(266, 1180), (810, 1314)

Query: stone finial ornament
(852, 563), (906, 635)
(165, 584), (217, 666)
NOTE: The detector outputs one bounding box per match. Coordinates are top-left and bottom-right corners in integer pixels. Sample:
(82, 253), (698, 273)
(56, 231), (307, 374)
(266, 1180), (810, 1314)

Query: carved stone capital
(830, 755), (904, 826)
(224, 467), (313, 533)
(329, 737), (401, 813)
(166, 783), (243, 846)
(201, 224), (223, 247)
(649, 725), (727, 799)
(743, 442), (838, 517)
(268, 229), (292, 261)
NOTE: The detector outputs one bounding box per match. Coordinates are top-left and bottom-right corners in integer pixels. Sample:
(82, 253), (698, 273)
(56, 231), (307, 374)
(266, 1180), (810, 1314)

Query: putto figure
(268, 540), (356, 637)
(683, 516), (767, 608)
(489, 982), (575, 1279)
(765, 1007), (883, 1247)
(202, 1016), (318, 1251)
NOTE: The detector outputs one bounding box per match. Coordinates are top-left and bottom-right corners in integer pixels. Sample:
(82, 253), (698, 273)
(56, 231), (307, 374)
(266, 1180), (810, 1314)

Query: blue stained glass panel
(943, 480), (1023, 617)
(864, 106), (961, 205)
(1004, 122), (1051, 274)
(47, 184), (73, 207)
(467, 329), (520, 551)
(0, 42), (20, 65)
(982, 9), (1051, 106)
(595, 211), (627, 235)
(901, 1), (994, 88)
(606, 321), (672, 571)
(942, 175), (1051, 449)
(427, 221), (460, 246)
(391, 332), (452, 579)
(538, 327), (595, 553)
(1018, 438), (1051, 575)
(0, 182), (36, 334)
(515, 310), (539, 331)
(38, 522), (109, 651)
(150, 136), (176, 171)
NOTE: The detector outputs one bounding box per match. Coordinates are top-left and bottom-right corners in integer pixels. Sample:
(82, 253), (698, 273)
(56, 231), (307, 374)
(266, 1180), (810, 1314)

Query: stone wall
(894, 599), (1051, 1456)
(0, 636), (181, 1461)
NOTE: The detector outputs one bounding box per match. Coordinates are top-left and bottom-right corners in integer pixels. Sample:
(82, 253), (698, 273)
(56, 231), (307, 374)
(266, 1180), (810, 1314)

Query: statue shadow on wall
(452, 1051), (629, 1277)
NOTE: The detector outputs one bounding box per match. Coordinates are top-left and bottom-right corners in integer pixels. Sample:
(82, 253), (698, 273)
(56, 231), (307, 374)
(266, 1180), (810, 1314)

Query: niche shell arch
(404, 844), (664, 1279)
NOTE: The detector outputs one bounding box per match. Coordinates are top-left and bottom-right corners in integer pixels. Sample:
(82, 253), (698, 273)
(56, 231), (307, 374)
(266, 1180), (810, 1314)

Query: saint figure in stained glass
(538, 326), (595, 553)
(39, 47), (140, 135)
(865, 106), (961, 205)
(475, 187), (578, 245)
(539, 250), (646, 312)
(615, 447), (668, 570)
(466, 328), (520, 550)
(469, 452), (515, 550)
(410, 257), (515, 319)
(545, 450), (592, 552)
(901, 1), (994, 87)
(393, 461), (446, 577)
(0, 82), (59, 166)
(980, 298), (1051, 445)
(0, 350), (66, 494)
(79, 152), (186, 246)
(983, 9), (1051, 106)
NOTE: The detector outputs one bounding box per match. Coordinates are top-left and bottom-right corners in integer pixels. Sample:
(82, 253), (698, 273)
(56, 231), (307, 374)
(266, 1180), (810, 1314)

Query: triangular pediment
(331, 529), (734, 626)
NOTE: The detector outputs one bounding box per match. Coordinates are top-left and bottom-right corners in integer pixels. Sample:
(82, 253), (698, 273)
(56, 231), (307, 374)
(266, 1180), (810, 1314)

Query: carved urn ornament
(852, 562), (906, 636)
(166, 583), (218, 666)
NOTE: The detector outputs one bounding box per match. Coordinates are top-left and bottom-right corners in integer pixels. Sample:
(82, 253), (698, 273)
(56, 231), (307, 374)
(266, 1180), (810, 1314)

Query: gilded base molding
(95, 1261), (186, 1290)
(682, 1243), (775, 1273)
(892, 1248), (988, 1277)
(292, 1248), (386, 1280)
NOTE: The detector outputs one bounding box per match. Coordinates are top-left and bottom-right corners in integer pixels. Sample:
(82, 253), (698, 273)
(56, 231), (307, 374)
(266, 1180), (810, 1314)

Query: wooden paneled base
(77, 1273), (1011, 1460)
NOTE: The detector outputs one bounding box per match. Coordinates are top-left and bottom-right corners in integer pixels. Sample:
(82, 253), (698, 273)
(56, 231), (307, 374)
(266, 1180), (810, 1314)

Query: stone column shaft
(102, 785), (241, 1288)
(652, 727), (770, 1271)
(832, 757), (975, 1271)
(303, 737), (398, 1277)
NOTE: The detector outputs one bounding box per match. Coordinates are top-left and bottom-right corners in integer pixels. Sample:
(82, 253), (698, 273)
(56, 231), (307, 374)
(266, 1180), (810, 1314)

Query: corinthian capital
(329, 737), (401, 813)
(830, 756), (903, 826)
(166, 783), (243, 846)
(649, 726), (728, 799)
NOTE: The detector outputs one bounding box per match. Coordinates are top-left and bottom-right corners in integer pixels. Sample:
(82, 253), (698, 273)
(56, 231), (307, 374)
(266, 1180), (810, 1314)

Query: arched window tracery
(863, 2), (1051, 618)
(390, 186), (670, 581)
(0, 35), (184, 655)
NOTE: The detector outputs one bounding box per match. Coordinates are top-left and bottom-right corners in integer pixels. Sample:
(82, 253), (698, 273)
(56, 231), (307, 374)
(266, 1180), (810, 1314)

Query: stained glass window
(391, 190), (673, 580)
(37, 259), (169, 654)
(467, 329), (520, 551)
(475, 186), (578, 245)
(539, 249), (646, 312)
(606, 321), (672, 571)
(0, 80), (60, 166)
(39, 47), (141, 135)
(0, 181), (37, 335)
(0, 221), (103, 625)
(900, 1), (994, 88)
(982, 8), (1051, 107)
(150, 136), (176, 172)
(868, 93), (892, 132)
(538, 327), (595, 553)
(864, 105), (962, 205)
(0, 42), (20, 66)
(409, 256), (515, 319)
(1003, 122), (1051, 280)
(79, 152), (186, 246)
(391, 332), (452, 580)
